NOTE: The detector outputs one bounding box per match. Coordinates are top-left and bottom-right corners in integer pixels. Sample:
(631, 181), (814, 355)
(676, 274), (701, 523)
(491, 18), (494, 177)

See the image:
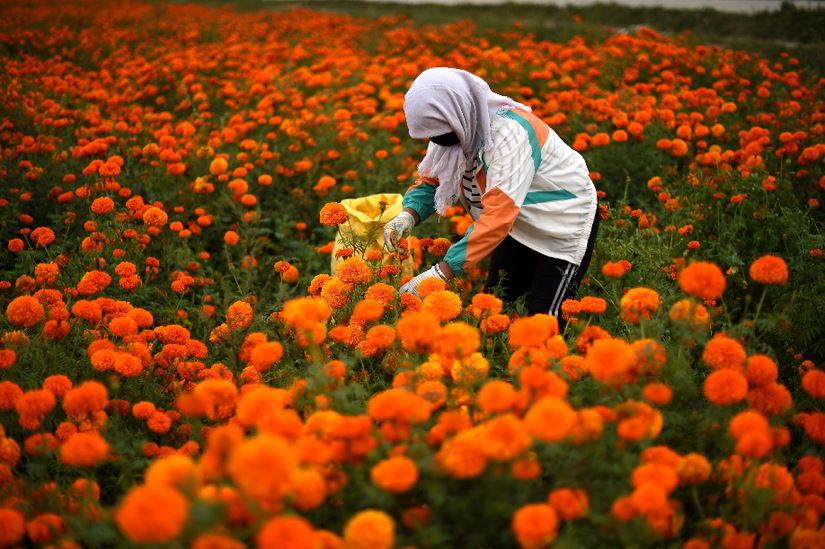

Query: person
(384, 67), (599, 327)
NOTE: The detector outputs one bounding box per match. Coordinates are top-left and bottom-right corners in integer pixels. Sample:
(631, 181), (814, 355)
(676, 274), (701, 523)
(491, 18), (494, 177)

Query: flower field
(1, 0), (825, 547)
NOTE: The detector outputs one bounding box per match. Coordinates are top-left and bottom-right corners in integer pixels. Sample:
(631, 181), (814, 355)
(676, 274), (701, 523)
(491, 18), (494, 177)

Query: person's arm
(401, 176), (438, 225)
(443, 121), (536, 277)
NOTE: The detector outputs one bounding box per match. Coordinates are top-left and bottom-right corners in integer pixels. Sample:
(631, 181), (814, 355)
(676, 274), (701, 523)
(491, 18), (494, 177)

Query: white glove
(399, 264), (448, 297)
(383, 210), (416, 251)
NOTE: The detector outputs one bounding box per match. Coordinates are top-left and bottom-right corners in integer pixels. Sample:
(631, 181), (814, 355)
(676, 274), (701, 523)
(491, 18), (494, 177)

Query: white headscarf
(403, 67), (532, 216)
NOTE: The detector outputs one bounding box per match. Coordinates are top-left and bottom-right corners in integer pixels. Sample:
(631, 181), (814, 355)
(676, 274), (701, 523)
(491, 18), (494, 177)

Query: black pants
(484, 214), (599, 330)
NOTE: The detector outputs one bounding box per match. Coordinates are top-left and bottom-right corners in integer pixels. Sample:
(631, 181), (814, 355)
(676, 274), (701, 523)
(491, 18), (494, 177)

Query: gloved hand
(399, 264), (449, 297)
(383, 210), (416, 251)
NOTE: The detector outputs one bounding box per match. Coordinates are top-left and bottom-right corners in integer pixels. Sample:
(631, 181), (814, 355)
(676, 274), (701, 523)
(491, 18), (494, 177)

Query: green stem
(752, 286), (768, 325)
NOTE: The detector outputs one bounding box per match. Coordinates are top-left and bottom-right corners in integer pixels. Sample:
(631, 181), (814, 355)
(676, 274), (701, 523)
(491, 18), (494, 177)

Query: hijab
(403, 67), (531, 215)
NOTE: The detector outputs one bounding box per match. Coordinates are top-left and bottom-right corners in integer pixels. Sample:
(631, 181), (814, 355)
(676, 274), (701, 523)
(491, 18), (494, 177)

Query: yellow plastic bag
(331, 193), (414, 277)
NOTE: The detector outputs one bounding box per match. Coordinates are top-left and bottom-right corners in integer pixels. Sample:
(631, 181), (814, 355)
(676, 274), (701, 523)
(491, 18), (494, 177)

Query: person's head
(403, 67), (530, 215)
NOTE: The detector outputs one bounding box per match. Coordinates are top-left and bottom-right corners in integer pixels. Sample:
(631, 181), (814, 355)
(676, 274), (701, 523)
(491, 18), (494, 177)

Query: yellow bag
(330, 193), (414, 277)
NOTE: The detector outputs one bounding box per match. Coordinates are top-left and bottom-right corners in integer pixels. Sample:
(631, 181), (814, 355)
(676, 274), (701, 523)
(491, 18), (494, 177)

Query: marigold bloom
(319, 202), (348, 225)
(371, 455), (418, 493)
(436, 428), (487, 478)
(524, 397), (576, 442)
(396, 311), (440, 354)
(142, 207), (168, 226)
(745, 355), (778, 386)
(579, 296), (607, 314)
(676, 453), (711, 485)
(343, 510), (394, 549)
(15, 389), (56, 429)
(337, 257), (372, 284)
(60, 431), (110, 467)
(226, 300), (253, 329)
(479, 413), (531, 461)
(548, 488), (589, 520)
(320, 278), (352, 309)
(0, 508), (25, 546)
(512, 503), (558, 549)
(115, 484), (189, 543)
(91, 196), (115, 214)
(432, 321), (480, 360)
(509, 314), (558, 348)
(704, 369), (748, 405)
(422, 290), (462, 322)
(668, 299), (710, 329)
(585, 337), (636, 386)
(702, 335), (746, 370)
(249, 341), (283, 371)
(63, 381), (108, 419)
(802, 369), (825, 398)
(257, 515), (319, 549)
(5, 296), (45, 327)
(678, 261), (727, 300)
(477, 380), (517, 414)
(227, 435), (298, 509)
(417, 277), (446, 298)
(481, 312), (510, 334)
(0, 349), (15, 369)
(364, 282), (396, 304)
(620, 287), (660, 323)
(470, 292), (503, 316)
(30, 227), (56, 246)
(749, 255), (788, 285)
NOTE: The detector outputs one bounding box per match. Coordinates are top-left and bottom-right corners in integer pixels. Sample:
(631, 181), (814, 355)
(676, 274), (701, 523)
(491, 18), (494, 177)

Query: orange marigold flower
(512, 503), (558, 549)
(351, 299), (385, 324)
(480, 413), (531, 461)
(15, 389), (56, 429)
(802, 369), (825, 398)
(548, 488), (589, 520)
(91, 196), (115, 214)
(371, 455), (418, 493)
(678, 261), (727, 300)
(142, 207), (168, 226)
(337, 257), (373, 284)
(364, 282), (396, 304)
(307, 274), (331, 296)
(579, 296), (607, 314)
(60, 431), (110, 467)
(432, 321), (479, 360)
(524, 397), (576, 442)
(227, 435), (298, 509)
(620, 287), (660, 323)
(668, 299), (710, 329)
(320, 278), (352, 309)
(470, 292), (503, 317)
(365, 325), (395, 349)
(5, 296), (45, 327)
(676, 453), (711, 485)
(601, 261), (630, 278)
(749, 254), (788, 285)
(642, 382), (672, 405)
(417, 277), (446, 298)
(477, 380), (517, 414)
(702, 334), (746, 370)
(223, 230), (239, 245)
(319, 202), (348, 226)
(481, 312), (510, 334)
(343, 510), (394, 549)
(30, 227), (56, 247)
(115, 484), (189, 543)
(509, 314), (558, 348)
(249, 341), (283, 372)
(704, 368), (748, 406)
(746, 382), (792, 416)
(585, 337), (636, 386)
(0, 349), (15, 370)
(0, 508), (25, 546)
(632, 462), (678, 494)
(62, 381), (108, 419)
(257, 515), (319, 549)
(226, 300), (253, 330)
(421, 290), (462, 322)
(396, 311), (441, 354)
(436, 428), (487, 478)
(745, 355), (778, 386)
(428, 237), (452, 256)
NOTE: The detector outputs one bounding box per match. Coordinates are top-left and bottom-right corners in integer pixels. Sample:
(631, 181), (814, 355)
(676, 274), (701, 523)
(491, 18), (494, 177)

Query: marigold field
(1, 1), (824, 548)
